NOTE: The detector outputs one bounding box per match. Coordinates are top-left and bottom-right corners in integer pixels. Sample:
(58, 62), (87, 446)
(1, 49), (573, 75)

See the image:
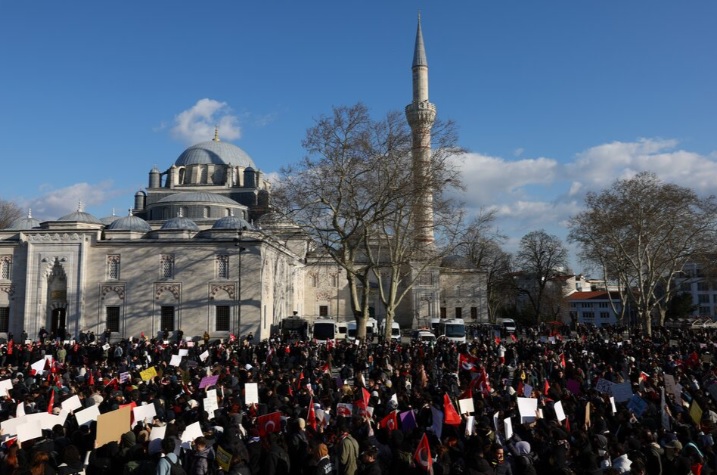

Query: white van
(336, 321), (348, 341)
(390, 322), (401, 341)
(497, 318), (517, 334)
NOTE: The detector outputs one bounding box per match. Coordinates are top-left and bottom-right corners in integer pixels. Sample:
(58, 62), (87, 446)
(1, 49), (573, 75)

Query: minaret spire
(406, 14), (437, 251)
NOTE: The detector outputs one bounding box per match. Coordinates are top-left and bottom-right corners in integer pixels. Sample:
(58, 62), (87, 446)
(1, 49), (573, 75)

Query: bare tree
(0, 199), (22, 229)
(275, 104), (463, 341)
(455, 211), (511, 322)
(568, 172), (717, 335)
(514, 230), (569, 323)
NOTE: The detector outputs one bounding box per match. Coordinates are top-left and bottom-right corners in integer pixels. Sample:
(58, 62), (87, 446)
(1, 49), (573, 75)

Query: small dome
(212, 215), (253, 230)
(57, 210), (102, 224)
(100, 214), (120, 225)
(440, 255), (475, 270)
(175, 140), (255, 168)
(108, 215), (152, 232)
(157, 192), (240, 205)
(256, 210), (297, 229)
(6, 215), (41, 230)
(161, 217), (199, 231)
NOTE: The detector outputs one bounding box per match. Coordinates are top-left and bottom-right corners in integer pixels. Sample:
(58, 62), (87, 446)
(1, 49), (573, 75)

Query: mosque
(0, 19), (487, 341)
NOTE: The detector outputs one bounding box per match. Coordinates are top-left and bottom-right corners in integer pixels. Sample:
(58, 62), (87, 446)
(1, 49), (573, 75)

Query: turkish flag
(47, 388), (55, 414)
(258, 411), (282, 437)
(560, 353), (566, 369)
(458, 353), (479, 372)
(379, 411), (398, 431)
(306, 398), (317, 430)
(413, 433), (433, 471)
(362, 387), (371, 406)
(510, 334), (517, 342)
(443, 394), (461, 425)
(543, 379), (550, 395)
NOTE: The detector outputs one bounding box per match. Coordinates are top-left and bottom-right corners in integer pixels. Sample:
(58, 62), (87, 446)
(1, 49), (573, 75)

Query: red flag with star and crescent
(47, 388), (55, 414)
(414, 432), (433, 471)
(379, 411), (398, 431)
(257, 411), (282, 437)
(307, 398), (317, 430)
(458, 353), (479, 372)
(443, 394), (461, 425)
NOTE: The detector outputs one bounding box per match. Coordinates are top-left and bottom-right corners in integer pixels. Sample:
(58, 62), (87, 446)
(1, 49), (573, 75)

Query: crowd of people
(0, 322), (715, 475)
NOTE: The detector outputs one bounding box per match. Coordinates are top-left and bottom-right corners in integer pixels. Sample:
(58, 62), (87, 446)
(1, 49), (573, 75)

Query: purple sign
(199, 375), (219, 389)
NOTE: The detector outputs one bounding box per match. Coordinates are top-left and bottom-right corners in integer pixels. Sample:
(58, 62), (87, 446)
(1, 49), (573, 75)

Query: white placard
(102, 344), (110, 351)
(133, 403), (157, 425)
(465, 415), (475, 436)
(148, 426), (167, 454)
(17, 420), (42, 444)
(178, 349), (189, 357)
(458, 398), (474, 414)
(61, 395), (83, 413)
(181, 421), (204, 448)
(504, 417), (513, 439)
(493, 411), (500, 432)
(75, 405), (101, 426)
(0, 378), (13, 397)
(245, 383), (259, 405)
(554, 400), (566, 421)
(169, 355), (182, 367)
(203, 396), (219, 417)
(199, 351), (209, 362)
(30, 359), (46, 375)
(517, 397), (538, 424)
(610, 396), (617, 414)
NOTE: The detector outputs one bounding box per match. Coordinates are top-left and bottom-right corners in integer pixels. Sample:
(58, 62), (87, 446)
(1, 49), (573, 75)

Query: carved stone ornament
(210, 283), (236, 300)
(0, 284), (14, 297)
(101, 285), (125, 300)
(155, 283), (180, 300)
(29, 233), (82, 242)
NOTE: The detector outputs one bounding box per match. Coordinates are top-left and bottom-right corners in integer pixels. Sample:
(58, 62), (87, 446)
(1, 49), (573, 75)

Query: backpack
(167, 457), (187, 475)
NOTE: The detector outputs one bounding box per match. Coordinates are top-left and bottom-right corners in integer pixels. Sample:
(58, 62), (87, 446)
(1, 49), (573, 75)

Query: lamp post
(234, 236), (246, 337)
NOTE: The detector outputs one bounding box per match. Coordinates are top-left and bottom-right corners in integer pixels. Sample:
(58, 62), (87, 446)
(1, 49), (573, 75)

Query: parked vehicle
(311, 318), (338, 344)
(436, 318), (466, 343)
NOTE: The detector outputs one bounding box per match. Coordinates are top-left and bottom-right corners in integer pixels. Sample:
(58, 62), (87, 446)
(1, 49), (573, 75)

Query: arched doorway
(47, 259), (68, 337)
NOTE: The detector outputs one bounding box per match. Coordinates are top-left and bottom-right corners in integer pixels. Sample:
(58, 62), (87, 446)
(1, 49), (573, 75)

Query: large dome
(158, 192), (240, 205)
(175, 140), (255, 168)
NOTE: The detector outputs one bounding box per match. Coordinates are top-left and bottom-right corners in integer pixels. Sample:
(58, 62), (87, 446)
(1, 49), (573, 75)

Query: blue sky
(1, 1), (716, 272)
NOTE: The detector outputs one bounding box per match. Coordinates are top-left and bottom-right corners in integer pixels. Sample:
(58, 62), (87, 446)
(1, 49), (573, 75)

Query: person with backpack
(188, 437), (214, 475)
(156, 438), (185, 475)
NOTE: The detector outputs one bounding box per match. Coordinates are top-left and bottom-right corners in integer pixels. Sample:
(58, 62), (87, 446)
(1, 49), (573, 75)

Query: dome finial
(127, 209), (132, 217)
(27, 208), (32, 219)
(77, 201), (83, 212)
(213, 126), (220, 142)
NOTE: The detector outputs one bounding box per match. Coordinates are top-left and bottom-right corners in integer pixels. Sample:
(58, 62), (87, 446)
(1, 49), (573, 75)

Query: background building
(0, 18), (487, 341)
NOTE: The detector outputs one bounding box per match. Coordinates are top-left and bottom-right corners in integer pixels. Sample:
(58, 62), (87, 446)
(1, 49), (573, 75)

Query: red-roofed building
(566, 291), (623, 327)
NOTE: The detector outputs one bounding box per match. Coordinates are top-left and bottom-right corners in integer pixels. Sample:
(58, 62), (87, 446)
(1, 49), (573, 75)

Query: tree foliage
(0, 199), (22, 230)
(514, 230), (569, 323)
(568, 172), (717, 335)
(274, 103), (463, 340)
(455, 210), (511, 322)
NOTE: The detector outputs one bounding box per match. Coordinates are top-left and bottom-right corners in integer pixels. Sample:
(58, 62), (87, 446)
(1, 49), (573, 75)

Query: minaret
(405, 14), (437, 252)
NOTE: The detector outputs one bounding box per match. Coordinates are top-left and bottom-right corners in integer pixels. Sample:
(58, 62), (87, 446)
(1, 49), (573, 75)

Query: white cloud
(454, 138), (717, 273)
(170, 99), (241, 145)
(18, 181), (124, 221)
(457, 152), (558, 207)
(565, 138), (717, 196)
